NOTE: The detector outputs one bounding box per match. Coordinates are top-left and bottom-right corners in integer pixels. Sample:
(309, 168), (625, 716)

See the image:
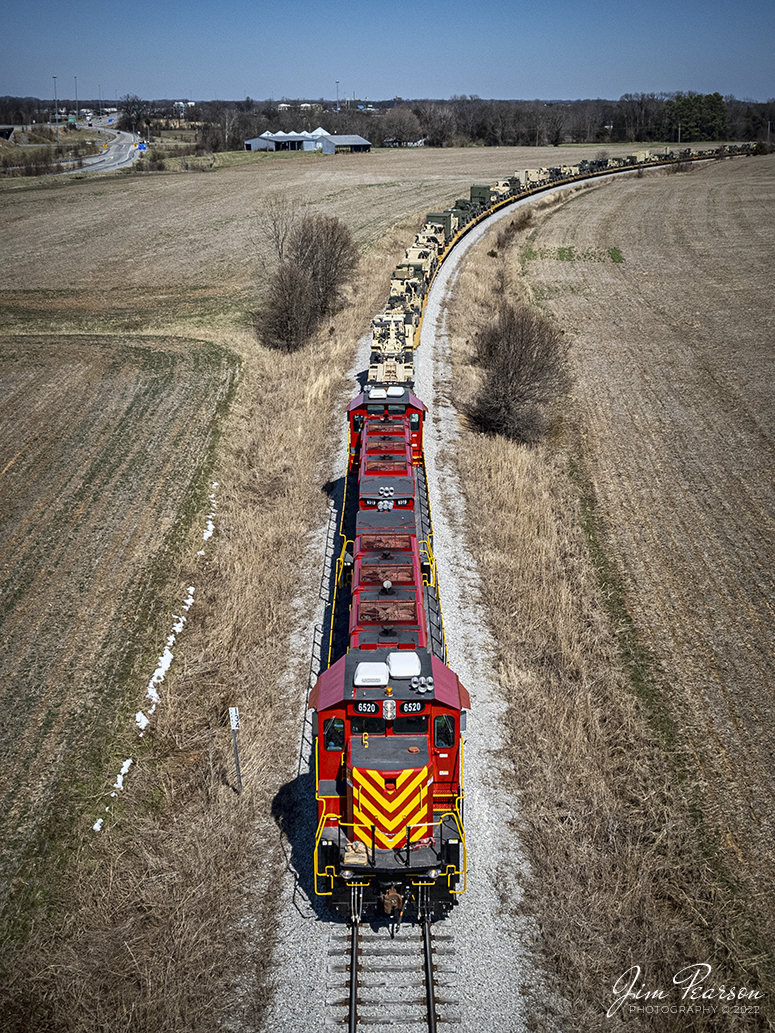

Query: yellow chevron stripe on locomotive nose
(355, 766), (429, 813)
(351, 765), (433, 847)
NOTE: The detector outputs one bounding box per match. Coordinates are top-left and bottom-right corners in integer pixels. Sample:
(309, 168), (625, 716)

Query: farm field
(0, 143), (666, 296)
(0, 334), (239, 913)
(1, 145), (772, 1030)
(523, 156), (775, 943)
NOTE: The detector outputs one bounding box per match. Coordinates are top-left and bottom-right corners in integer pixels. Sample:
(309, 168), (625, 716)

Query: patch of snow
(92, 484), (217, 831)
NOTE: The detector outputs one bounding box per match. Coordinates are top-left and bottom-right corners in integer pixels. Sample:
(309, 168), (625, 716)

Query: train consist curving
(307, 142), (755, 924)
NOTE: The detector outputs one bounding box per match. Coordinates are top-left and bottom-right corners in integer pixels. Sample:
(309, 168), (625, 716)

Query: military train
(307, 142), (756, 924)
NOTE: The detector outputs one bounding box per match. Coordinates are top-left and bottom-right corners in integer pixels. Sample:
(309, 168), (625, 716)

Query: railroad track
(326, 914), (460, 1030)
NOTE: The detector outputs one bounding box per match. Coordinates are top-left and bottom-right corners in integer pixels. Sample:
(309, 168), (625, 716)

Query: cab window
(323, 717), (344, 751)
(409, 413), (421, 432)
(351, 716), (386, 735)
(434, 714), (455, 748)
(393, 715), (428, 735)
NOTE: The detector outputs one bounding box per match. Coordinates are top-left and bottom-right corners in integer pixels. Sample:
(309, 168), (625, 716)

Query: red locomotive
(309, 385), (469, 921)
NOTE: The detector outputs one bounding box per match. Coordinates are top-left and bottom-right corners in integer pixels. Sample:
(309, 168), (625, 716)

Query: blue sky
(4, 0), (773, 102)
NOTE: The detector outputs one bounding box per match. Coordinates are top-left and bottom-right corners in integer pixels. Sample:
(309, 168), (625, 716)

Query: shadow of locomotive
(271, 768), (343, 923)
(270, 770), (425, 933)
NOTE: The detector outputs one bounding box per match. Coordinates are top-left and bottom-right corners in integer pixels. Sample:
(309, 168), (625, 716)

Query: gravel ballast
(257, 198), (552, 1033)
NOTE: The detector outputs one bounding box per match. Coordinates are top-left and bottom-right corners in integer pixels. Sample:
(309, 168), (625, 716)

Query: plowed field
(525, 156), (775, 936)
(0, 335), (238, 907)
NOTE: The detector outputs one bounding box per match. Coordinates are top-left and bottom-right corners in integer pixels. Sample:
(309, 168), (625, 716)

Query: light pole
(53, 75), (59, 143)
(336, 80), (339, 114)
(74, 75), (78, 123)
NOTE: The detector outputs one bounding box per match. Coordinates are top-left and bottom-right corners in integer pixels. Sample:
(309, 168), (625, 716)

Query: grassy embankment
(446, 182), (773, 1031)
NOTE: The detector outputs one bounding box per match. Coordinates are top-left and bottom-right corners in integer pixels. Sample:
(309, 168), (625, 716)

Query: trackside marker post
(229, 707), (243, 794)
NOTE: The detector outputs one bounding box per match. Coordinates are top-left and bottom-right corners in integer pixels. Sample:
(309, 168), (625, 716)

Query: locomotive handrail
(314, 801), (467, 894)
(418, 538), (437, 587)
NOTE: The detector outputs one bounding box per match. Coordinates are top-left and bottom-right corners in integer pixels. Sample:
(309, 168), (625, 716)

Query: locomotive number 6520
(400, 701), (426, 714)
(353, 701), (380, 715)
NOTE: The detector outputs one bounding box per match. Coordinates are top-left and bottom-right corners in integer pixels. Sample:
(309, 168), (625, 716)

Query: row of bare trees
(2, 92), (770, 150)
(183, 93), (773, 150)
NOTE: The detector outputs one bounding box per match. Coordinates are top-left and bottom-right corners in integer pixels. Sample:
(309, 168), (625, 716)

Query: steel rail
(345, 915), (440, 1032)
(422, 914), (438, 1033)
(348, 921), (359, 1033)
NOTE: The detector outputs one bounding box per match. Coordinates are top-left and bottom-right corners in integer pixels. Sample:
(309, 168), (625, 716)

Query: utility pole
(53, 76), (59, 142)
(74, 75), (78, 123)
(336, 80), (339, 114)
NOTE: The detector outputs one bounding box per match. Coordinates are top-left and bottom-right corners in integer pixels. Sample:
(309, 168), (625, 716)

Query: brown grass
(446, 188), (773, 1030)
(0, 177), (421, 1027)
(3, 149), (770, 1030)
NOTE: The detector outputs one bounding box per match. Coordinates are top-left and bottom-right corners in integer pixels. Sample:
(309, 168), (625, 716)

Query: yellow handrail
(312, 801), (467, 896)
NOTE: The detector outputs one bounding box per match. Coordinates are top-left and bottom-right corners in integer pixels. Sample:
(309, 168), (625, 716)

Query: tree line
(1, 92), (772, 151)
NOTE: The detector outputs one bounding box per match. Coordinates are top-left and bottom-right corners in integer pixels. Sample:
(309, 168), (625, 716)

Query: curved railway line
(260, 144), (764, 1033)
(308, 141), (758, 928)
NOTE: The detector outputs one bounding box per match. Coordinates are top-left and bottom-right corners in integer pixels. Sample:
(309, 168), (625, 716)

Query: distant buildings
(244, 126), (370, 153)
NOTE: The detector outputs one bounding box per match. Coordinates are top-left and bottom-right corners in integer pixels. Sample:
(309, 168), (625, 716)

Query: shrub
(287, 214), (359, 317)
(256, 211), (359, 351)
(495, 209), (532, 251)
(467, 301), (570, 443)
(257, 262), (317, 352)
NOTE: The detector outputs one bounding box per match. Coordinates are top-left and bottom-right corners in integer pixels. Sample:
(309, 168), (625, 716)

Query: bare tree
(256, 212), (359, 350)
(253, 193), (301, 271)
(120, 94), (148, 132)
(287, 213), (359, 316)
(259, 262), (316, 351)
(380, 106), (422, 146)
(416, 103), (457, 146)
(467, 302), (570, 443)
(544, 104), (570, 146)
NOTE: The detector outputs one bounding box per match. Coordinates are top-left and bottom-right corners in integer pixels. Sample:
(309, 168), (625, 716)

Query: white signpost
(229, 707), (242, 794)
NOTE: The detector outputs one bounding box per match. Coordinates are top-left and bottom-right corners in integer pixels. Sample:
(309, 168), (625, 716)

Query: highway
(59, 117), (141, 174)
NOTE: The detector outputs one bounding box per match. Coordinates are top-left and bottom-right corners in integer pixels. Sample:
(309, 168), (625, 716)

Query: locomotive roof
(355, 508), (417, 535)
(348, 388), (426, 413)
(308, 648), (471, 712)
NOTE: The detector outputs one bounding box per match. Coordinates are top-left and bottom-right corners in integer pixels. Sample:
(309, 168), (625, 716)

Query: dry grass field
(0, 334), (238, 914)
(528, 156), (775, 920)
(1, 146), (771, 1030)
(446, 156), (775, 1028)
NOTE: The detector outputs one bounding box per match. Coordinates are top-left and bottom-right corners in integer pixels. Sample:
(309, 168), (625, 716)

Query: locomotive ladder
(416, 464), (446, 662)
(326, 911), (460, 1030)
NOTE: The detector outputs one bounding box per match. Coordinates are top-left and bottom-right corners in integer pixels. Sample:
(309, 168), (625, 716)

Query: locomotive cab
(348, 387), (426, 470)
(309, 647), (469, 920)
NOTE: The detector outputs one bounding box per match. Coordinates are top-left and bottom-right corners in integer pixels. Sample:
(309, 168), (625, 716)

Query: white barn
(244, 126), (370, 153)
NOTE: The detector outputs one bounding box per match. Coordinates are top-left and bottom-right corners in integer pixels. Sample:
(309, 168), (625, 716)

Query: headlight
(341, 869), (353, 880)
(428, 869), (440, 879)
